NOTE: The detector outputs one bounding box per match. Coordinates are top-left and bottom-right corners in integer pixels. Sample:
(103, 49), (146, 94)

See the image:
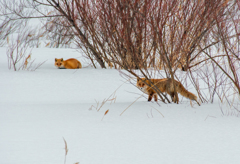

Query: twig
(120, 94), (144, 116)
(63, 137), (68, 164)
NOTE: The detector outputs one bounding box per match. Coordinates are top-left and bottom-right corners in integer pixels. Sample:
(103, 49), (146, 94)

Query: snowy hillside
(0, 47), (240, 164)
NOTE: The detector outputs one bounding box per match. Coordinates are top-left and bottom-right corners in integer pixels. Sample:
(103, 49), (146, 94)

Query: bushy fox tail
(178, 83), (200, 106)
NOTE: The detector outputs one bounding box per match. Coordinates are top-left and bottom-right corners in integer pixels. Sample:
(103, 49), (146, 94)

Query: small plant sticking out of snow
(6, 28), (46, 71)
(63, 138), (79, 164)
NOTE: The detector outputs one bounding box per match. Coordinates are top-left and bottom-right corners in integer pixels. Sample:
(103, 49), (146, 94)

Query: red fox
(55, 58), (82, 69)
(137, 77), (200, 105)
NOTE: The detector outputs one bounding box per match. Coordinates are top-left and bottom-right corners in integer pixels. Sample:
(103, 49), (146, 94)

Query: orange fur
(137, 77), (200, 105)
(55, 58), (82, 69)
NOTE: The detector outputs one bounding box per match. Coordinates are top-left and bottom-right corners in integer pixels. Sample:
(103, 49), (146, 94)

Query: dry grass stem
(63, 137), (68, 164)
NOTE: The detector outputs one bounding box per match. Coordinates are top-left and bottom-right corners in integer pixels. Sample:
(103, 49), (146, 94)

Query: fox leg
(77, 62), (81, 68)
(170, 92), (179, 104)
(169, 92), (174, 102)
(154, 94), (158, 101)
(174, 93), (179, 104)
(174, 95), (179, 104)
(148, 92), (154, 101)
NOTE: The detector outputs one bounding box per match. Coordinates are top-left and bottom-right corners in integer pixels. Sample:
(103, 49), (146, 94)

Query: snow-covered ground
(0, 47), (240, 164)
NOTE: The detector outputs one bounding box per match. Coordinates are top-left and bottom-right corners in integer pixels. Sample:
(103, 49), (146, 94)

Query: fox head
(136, 78), (149, 93)
(137, 78), (145, 88)
(55, 58), (64, 68)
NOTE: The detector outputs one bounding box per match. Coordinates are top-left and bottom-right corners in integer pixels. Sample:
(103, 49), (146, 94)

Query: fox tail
(178, 83), (200, 106)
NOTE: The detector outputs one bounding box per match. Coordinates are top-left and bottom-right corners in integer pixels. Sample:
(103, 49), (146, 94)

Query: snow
(0, 47), (240, 164)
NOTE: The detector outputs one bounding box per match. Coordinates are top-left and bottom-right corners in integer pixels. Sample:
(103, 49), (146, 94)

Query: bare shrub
(7, 31), (32, 71)
(6, 28), (45, 71)
(190, 1), (240, 112)
(97, 0), (236, 105)
(1, 0), (239, 110)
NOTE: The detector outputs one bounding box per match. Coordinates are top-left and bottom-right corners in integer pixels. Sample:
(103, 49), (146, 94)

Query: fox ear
(55, 58), (57, 62)
(61, 58), (63, 61)
(137, 77), (140, 81)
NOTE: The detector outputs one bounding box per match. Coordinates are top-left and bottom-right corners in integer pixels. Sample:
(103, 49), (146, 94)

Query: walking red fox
(137, 77), (200, 105)
(55, 58), (82, 69)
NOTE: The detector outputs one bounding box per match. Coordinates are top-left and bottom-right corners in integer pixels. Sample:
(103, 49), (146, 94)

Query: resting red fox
(137, 77), (200, 105)
(55, 58), (82, 69)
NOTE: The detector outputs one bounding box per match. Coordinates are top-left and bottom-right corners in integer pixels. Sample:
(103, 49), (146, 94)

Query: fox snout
(139, 87), (143, 90)
(138, 86), (148, 94)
